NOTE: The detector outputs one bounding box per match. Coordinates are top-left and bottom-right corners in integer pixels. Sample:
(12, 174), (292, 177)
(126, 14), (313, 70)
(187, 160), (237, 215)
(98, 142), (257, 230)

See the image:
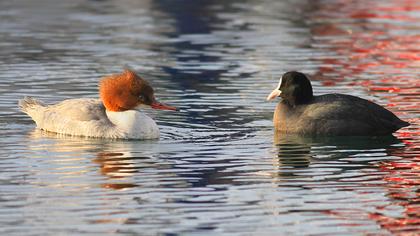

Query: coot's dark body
(274, 93), (409, 136)
(268, 72), (409, 136)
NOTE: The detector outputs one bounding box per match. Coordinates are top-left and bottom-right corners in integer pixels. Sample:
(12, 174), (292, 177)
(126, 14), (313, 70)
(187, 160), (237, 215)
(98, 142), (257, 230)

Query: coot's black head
(267, 71), (313, 106)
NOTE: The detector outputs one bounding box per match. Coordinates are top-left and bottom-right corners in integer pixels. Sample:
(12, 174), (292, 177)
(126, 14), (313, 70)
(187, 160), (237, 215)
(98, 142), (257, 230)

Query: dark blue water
(0, 0), (419, 235)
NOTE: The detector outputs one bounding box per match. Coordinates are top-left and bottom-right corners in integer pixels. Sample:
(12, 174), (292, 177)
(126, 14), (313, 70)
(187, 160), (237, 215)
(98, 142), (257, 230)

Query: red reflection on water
(93, 152), (139, 190)
(310, 0), (419, 234)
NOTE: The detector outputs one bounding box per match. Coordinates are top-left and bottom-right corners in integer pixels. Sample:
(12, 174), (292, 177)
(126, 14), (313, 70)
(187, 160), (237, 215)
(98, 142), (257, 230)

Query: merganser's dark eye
(139, 95), (145, 101)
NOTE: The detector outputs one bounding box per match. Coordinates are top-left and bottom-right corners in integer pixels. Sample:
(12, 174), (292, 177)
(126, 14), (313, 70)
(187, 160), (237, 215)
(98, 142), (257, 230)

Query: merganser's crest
(100, 69), (155, 112)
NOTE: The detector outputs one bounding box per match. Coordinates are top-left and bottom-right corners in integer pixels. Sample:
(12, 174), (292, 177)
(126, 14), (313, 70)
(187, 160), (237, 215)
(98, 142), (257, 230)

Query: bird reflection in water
(26, 129), (179, 191)
(271, 132), (404, 179)
(273, 133), (312, 173)
(93, 152), (140, 190)
(272, 131), (414, 232)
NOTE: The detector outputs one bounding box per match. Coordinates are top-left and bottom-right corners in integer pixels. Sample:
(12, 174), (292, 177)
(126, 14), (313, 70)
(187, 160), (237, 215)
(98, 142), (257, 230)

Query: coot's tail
(397, 120), (410, 129)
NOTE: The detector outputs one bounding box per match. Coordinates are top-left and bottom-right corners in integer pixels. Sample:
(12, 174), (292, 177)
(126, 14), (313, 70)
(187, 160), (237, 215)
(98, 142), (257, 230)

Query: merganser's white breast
(19, 69), (176, 140)
(19, 97), (160, 139)
(106, 110), (159, 139)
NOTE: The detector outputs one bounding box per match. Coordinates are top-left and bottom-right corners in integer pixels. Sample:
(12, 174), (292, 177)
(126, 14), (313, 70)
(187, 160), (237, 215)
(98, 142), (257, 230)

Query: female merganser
(266, 71), (409, 136)
(19, 69), (176, 139)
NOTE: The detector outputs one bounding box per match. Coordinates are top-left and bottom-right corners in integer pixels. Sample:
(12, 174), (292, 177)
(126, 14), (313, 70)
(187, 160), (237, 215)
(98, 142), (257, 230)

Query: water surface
(0, 0), (419, 235)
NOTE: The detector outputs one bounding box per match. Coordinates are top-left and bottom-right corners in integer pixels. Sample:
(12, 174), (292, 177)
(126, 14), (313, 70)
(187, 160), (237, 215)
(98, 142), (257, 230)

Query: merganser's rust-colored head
(99, 69), (177, 112)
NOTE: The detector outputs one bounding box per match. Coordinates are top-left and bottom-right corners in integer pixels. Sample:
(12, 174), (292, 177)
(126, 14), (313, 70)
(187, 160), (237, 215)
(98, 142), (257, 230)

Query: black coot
(266, 71), (409, 136)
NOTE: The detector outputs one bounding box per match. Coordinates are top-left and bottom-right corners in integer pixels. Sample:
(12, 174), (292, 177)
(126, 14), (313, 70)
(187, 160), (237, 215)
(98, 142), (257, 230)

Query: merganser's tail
(19, 97), (46, 124)
(19, 96), (45, 113)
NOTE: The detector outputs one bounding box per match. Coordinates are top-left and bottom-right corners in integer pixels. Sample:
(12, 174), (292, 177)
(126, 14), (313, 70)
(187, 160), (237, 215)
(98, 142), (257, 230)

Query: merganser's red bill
(151, 102), (177, 111)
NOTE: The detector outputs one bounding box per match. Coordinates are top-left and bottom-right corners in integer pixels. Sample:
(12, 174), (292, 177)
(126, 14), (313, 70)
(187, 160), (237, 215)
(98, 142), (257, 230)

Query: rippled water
(0, 0), (419, 235)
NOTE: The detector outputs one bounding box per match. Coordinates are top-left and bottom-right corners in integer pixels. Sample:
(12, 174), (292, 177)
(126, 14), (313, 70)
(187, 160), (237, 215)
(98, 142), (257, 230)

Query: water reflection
(151, 0), (258, 134)
(306, 0), (419, 234)
(26, 128), (245, 192)
(93, 152), (141, 190)
(27, 129), (193, 189)
(1, 0), (419, 235)
(267, 133), (415, 234)
(271, 133), (404, 179)
(308, 0), (419, 128)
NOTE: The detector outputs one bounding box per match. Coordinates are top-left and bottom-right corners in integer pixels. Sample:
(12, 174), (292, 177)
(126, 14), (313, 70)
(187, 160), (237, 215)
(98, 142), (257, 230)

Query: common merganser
(19, 69), (177, 139)
(266, 71), (409, 136)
